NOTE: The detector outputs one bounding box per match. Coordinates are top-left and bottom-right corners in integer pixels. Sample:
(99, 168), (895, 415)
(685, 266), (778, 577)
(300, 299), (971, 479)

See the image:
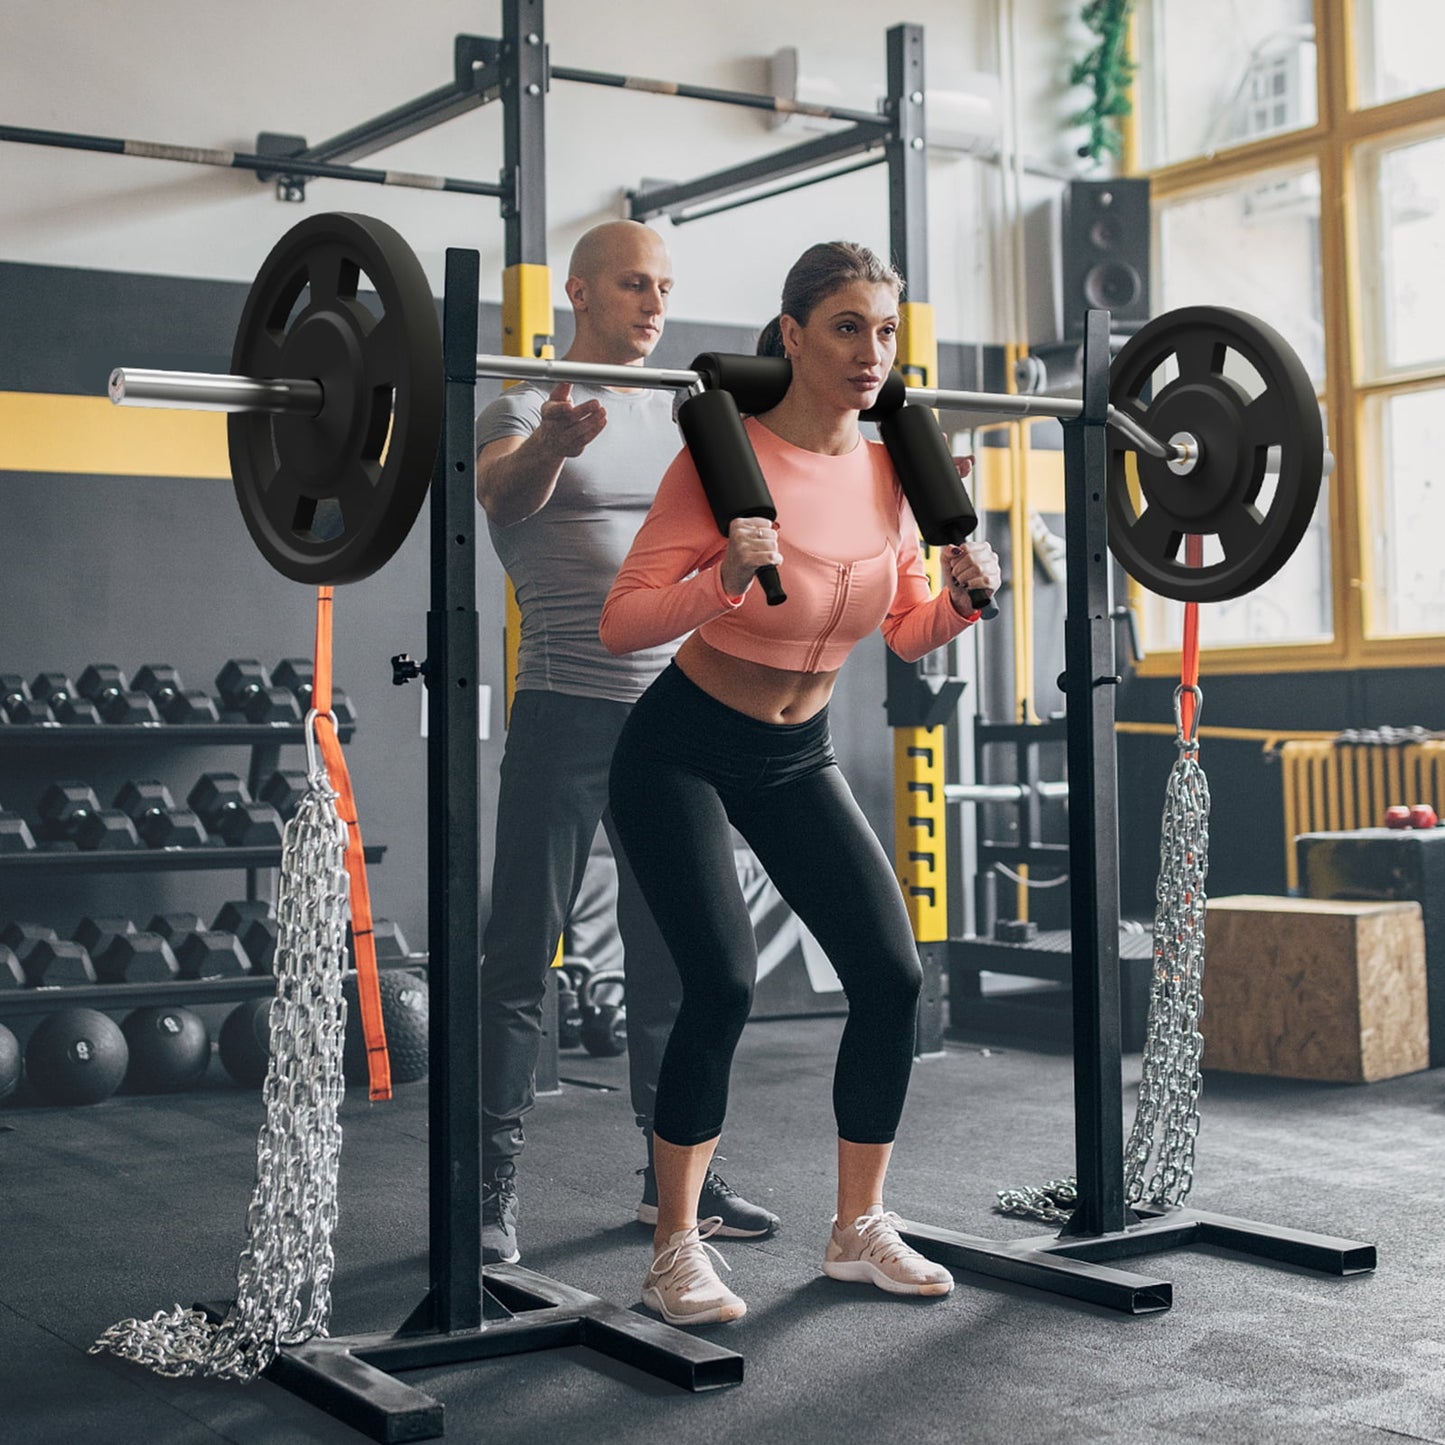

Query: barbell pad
(878, 404), (997, 620)
(690, 353), (792, 415)
(689, 353), (906, 422)
(676, 388), (787, 607)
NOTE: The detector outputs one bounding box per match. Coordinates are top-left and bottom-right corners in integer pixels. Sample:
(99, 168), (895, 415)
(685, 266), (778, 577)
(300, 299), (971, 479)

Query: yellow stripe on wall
(0, 392), (230, 478)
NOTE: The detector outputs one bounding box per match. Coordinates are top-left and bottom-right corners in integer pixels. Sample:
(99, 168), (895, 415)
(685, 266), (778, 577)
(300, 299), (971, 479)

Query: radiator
(1280, 736), (1445, 889)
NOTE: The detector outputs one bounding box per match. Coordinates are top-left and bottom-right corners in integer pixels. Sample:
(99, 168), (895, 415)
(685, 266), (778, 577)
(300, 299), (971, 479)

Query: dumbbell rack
(0, 716), (383, 1015)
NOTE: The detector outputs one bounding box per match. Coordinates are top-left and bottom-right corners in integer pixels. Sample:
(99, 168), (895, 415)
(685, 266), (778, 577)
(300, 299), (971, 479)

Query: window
(1131, 0), (1445, 672)
(1354, 0), (1445, 108)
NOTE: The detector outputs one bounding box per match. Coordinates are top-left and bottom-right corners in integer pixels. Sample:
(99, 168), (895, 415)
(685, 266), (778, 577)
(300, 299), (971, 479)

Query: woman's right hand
(720, 516), (783, 599)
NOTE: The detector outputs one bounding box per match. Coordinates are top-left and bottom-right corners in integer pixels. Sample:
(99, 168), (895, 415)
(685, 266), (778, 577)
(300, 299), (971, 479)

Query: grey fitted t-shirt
(476, 381), (682, 703)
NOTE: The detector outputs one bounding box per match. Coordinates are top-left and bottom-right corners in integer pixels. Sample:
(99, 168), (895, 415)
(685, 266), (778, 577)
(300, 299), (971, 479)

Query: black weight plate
(1106, 306), (1324, 602)
(228, 212), (443, 585)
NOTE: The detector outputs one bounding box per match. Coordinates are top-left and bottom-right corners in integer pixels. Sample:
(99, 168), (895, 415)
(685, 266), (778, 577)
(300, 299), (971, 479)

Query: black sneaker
(482, 1163), (520, 1264)
(636, 1165), (780, 1239)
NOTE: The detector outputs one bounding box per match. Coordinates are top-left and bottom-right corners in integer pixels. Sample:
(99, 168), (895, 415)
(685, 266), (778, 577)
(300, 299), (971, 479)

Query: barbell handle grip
(968, 588), (999, 621)
(756, 564), (787, 607)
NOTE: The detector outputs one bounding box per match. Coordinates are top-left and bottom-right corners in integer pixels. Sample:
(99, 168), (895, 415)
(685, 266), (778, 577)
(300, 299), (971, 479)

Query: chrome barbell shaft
(908, 385), (1181, 462)
(472, 354), (703, 391)
(944, 780), (1071, 804)
(107, 355), (1191, 460)
(108, 368), (324, 415)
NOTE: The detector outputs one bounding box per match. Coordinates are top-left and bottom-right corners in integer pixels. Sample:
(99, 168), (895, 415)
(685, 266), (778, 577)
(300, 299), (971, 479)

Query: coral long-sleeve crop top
(599, 416), (977, 673)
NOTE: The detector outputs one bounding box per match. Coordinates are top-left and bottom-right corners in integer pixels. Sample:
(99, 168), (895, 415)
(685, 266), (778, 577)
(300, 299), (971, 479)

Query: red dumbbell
(1384, 805), (1412, 829)
(1409, 803), (1439, 829)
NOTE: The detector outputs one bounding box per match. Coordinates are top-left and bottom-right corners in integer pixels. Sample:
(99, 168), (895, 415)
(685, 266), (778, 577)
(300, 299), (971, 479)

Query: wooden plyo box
(1202, 895), (1428, 1083)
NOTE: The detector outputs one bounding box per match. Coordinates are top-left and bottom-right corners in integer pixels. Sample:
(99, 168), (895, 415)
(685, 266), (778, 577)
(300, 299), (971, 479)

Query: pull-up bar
(0, 122), (506, 197)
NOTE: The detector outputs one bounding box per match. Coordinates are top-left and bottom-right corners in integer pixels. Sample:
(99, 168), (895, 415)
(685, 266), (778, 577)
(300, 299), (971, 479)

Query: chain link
(91, 753), (350, 1380)
(997, 686), (1211, 1224)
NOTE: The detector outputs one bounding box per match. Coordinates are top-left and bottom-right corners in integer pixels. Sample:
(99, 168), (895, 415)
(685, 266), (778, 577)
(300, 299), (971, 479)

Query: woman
(600, 241), (1001, 1326)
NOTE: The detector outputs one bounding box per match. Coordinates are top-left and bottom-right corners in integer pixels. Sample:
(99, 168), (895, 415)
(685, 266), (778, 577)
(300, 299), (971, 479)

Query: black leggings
(609, 662), (923, 1147)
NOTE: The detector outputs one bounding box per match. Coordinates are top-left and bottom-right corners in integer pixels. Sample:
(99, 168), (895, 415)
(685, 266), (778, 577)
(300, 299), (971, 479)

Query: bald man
(474, 222), (778, 1265)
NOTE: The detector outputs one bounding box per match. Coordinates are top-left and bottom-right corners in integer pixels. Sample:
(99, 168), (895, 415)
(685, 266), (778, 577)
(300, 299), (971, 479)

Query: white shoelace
(651, 1216), (732, 1289)
(848, 1210), (917, 1265)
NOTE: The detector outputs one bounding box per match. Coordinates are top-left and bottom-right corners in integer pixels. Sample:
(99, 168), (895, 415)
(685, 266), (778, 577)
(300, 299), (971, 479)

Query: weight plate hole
(291, 494), (345, 543)
(1222, 348), (1266, 402)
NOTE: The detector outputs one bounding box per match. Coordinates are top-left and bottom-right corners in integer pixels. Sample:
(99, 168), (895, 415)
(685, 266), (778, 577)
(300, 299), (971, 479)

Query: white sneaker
(823, 1206), (954, 1296)
(641, 1216), (747, 1326)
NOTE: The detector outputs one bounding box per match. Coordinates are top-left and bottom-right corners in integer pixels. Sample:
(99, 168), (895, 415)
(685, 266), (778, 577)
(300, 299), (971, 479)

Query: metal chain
(91, 730), (350, 1380)
(997, 686), (1211, 1224)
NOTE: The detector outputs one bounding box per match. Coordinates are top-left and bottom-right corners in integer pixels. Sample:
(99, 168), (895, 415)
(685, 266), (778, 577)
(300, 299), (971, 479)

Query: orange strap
(1179, 535), (1202, 737)
(313, 586), (392, 1102)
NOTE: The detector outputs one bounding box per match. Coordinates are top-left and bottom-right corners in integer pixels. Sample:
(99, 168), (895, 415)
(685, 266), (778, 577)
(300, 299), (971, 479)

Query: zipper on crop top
(803, 561), (854, 673)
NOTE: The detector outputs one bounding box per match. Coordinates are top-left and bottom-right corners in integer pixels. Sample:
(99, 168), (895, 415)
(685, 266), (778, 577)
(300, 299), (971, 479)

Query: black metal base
(898, 1206), (1376, 1316)
(244, 1265), (742, 1442)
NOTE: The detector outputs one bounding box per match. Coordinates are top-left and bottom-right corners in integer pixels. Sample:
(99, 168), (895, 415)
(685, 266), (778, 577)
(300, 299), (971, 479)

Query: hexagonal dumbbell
(181, 930), (253, 980)
(216, 658), (302, 724)
(187, 772), (284, 847)
(131, 665), (222, 725)
(0, 803), (36, 853)
(0, 943), (25, 990)
(0, 673), (52, 724)
(32, 672), (101, 725)
(113, 779), (211, 849)
(72, 916), (137, 961)
(92, 930), (181, 984)
(30, 671), (76, 712)
(271, 658), (315, 709)
(147, 913), (250, 979)
(258, 769), (310, 823)
(37, 780), (140, 851)
(214, 901), (279, 974)
(270, 659), (356, 727)
(0, 922), (98, 987)
(77, 663), (161, 725)
(131, 664), (184, 716)
(36, 780), (103, 848)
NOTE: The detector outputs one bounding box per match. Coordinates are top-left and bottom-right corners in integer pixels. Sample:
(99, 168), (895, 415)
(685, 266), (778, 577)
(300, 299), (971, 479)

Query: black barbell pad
(690, 353), (792, 415)
(877, 404), (997, 620)
(688, 352), (907, 421)
(676, 388), (786, 606)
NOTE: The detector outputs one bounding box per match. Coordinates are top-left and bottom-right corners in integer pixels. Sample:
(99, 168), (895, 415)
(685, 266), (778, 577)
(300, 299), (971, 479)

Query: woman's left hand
(942, 540), (1002, 617)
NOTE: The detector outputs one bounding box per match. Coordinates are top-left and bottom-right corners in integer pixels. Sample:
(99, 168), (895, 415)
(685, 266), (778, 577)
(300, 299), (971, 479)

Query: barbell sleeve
(108, 367), (324, 415)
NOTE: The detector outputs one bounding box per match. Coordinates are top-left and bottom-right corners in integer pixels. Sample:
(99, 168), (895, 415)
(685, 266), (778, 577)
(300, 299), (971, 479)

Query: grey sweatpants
(479, 688), (680, 1172)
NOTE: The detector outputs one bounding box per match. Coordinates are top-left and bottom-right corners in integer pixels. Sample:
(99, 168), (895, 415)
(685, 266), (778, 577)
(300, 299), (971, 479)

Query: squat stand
(259, 250), (742, 1440)
(897, 309), (1377, 1313)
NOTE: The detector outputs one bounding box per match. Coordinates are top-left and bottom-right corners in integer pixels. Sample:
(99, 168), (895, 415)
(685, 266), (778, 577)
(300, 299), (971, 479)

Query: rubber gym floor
(2, 1010), (1440, 1445)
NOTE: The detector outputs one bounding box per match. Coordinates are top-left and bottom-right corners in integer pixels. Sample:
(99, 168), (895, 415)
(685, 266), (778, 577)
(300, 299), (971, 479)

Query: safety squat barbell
(107, 211), (1329, 605)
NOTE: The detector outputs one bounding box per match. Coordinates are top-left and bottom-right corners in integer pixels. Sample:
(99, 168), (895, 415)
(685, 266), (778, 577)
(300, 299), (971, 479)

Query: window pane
(1355, 0), (1445, 107)
(1137, 0), (1317, 168)
(1156, 167), (1325, 387)
(1358, 133), (1445, 376)
(1363, 388), (1445, 635)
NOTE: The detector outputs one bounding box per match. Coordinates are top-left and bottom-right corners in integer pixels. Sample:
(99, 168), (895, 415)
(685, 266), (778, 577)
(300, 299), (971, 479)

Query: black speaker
(1298, 827), (1445, 1067)
(1061, 179), (1151, 339)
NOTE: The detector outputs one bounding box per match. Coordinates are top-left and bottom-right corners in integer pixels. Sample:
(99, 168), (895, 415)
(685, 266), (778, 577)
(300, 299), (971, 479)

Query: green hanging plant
(1070, 0), (1138, 165)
